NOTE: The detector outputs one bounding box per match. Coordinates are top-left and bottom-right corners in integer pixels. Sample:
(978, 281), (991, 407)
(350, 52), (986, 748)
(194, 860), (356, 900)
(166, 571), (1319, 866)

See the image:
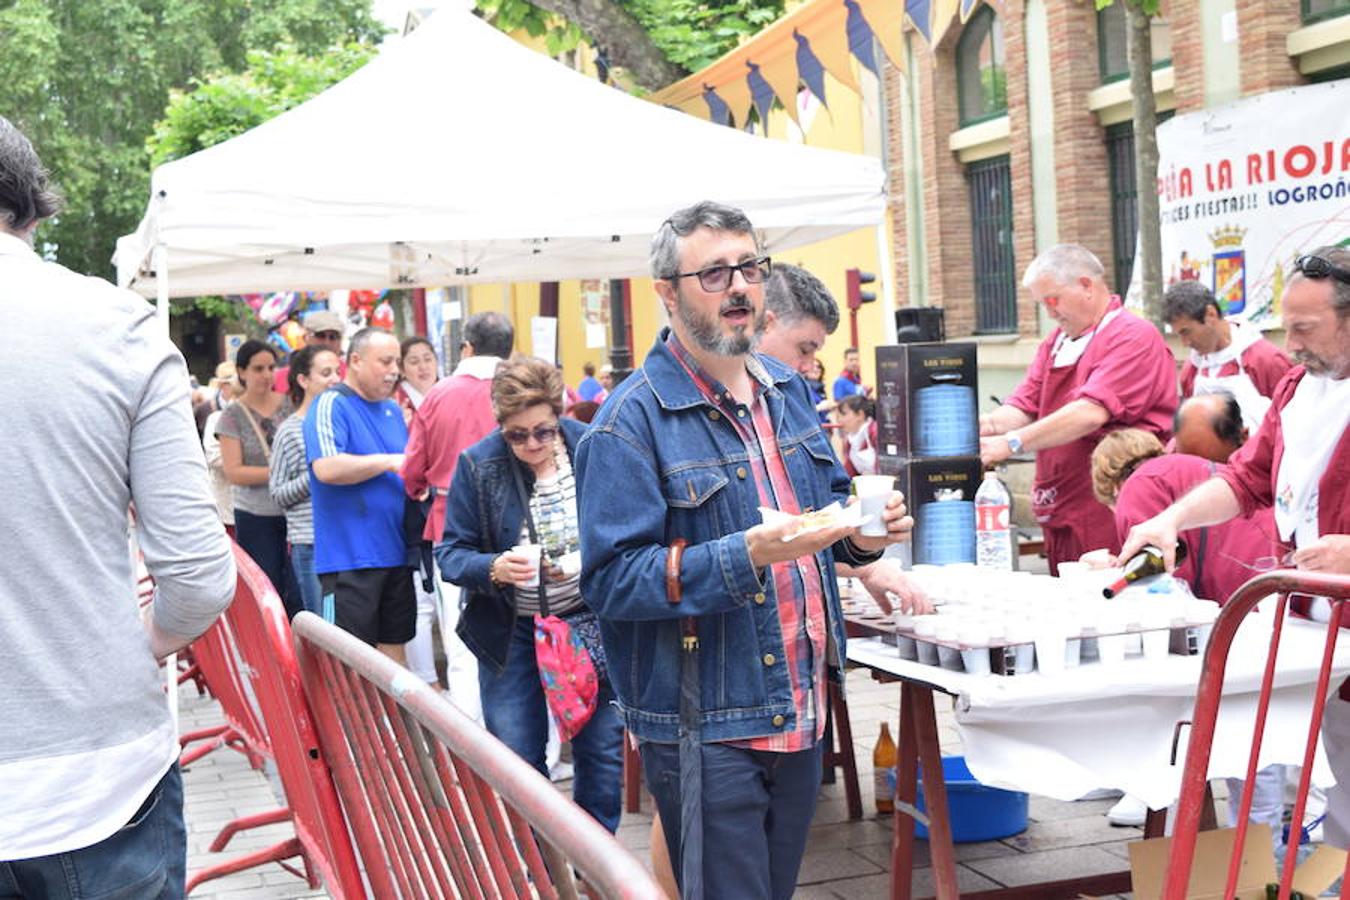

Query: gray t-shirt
(216, 399), (292, 516)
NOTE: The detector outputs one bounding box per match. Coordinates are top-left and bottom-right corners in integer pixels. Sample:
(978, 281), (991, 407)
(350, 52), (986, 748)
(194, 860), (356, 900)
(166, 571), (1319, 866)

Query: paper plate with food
(759, 502), (870, 542)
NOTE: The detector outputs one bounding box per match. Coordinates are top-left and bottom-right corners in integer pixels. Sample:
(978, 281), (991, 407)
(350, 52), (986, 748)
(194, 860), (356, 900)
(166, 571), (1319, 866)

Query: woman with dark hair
(435, 355), (622, 833)
(216, 339), (299, 614)
(805, 356), (833, 423)
(268, 345), (342, 615)
(394, 336), (439, 421)
(836, 393), (878, 476)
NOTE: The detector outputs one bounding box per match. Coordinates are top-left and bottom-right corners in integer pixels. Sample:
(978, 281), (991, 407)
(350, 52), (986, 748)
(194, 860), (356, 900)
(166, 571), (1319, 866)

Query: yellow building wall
(456, 32), (892, 392)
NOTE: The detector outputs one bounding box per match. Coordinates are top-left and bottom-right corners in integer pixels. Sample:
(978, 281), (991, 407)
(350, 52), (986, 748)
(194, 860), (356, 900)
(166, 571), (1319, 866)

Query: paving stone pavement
(179, 663), (1148, 898)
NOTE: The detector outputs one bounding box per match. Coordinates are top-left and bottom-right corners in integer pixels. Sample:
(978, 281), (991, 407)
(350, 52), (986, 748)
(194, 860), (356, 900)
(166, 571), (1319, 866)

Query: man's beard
(677, 291), (762, 357)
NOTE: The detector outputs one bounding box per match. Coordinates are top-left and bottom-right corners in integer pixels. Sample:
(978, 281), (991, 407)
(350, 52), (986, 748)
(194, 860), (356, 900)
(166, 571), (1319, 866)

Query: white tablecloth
(847, 608), (1350, 810)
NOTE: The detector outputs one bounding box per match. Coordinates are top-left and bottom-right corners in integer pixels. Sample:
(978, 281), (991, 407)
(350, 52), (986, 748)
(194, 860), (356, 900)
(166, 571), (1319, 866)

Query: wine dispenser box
(880, 455), (983, 566)
(875, 342), (980, 461)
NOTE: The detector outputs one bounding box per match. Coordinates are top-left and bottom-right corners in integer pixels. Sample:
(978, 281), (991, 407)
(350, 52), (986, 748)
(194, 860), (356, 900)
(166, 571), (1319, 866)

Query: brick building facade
(882, 0), (1350, 365)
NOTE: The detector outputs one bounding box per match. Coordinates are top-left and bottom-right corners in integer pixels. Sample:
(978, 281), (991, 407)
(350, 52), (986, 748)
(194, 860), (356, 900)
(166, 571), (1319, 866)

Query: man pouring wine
(1118, 246), (1350, 845)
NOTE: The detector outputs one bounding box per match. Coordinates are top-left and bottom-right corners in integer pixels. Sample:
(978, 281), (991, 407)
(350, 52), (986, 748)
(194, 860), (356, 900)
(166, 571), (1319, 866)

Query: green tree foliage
(147, 43), (377, 167)
(475, 0), (784, 88)
(0, 0), (384, 279)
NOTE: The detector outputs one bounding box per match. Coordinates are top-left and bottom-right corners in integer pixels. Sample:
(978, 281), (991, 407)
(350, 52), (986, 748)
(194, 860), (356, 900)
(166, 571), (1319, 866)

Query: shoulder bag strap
(509, 459), (550, 617)
(237, 402), (273, 464)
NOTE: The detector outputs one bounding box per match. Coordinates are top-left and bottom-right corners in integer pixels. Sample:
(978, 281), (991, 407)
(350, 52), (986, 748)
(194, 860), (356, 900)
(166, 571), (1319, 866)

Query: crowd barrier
(292, 611), (666, 900)
(184, 545), (364, 896)
(1166, 569), (1350, 899)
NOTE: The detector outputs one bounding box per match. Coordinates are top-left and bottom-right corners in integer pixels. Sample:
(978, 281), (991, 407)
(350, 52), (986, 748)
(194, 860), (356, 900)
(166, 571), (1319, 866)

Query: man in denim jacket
(576, 201), (913, 899)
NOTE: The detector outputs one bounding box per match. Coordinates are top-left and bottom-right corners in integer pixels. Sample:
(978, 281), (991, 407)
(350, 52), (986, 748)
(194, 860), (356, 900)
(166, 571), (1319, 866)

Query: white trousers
(437, 579), (483, 725)
(1322, 690), (1350, 849)
(405, 573), (440, 685)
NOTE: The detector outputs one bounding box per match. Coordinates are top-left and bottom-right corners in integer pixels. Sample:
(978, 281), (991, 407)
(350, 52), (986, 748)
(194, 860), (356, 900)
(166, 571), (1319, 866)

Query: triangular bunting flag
(905, 0), (934, 43)
(844, 0), (880, 77)
(747, 61), (777, 125)
(960, 0), (982, 23)
(794, 30), (829, 108)
(702, 86), (732, 126)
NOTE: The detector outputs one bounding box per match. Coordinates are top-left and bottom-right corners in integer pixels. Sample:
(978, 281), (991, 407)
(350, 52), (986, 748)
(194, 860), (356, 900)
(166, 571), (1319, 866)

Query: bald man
(1173, 392), (1246, 463)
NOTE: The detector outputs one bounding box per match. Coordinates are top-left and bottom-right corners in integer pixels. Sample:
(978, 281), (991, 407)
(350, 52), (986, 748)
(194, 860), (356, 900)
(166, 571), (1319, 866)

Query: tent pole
(155, 244), (170, 334)
(608, 279), (634, 387)
(874, 223), (897, 345)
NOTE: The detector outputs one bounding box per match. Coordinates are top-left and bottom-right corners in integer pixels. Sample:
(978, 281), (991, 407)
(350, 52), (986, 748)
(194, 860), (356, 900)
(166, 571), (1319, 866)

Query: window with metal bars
(967, 155), (1016, 334)
(1105, 113), (1173, 297)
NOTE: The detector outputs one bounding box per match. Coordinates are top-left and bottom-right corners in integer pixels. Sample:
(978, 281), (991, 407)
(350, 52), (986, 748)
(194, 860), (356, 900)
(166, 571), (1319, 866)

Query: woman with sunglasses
(434, 355), (622, 833)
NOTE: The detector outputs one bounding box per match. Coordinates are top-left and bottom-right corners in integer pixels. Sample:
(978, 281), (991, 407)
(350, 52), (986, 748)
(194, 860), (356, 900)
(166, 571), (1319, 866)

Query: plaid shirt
(667, 334), (828, 752)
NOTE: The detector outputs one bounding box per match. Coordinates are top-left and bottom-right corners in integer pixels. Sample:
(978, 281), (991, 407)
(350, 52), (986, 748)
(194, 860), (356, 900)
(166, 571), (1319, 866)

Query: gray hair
(0, 116), (61, 231)
(650, 201), (760, 281)
(1162, 280), (1219, 324)
(763, 263), (840, 334)
(1021, 243), (1105, 289)
(347, 326), (396, 363)
(463, 310), (514, 358)
(1295, 245), (1350, 320)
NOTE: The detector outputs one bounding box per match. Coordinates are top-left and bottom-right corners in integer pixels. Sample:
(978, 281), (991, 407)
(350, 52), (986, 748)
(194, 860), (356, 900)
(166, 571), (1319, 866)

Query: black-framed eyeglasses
(670, 256), (772, 293)
(502, 424), (560, 446)
(1294, 254), (1350, 286)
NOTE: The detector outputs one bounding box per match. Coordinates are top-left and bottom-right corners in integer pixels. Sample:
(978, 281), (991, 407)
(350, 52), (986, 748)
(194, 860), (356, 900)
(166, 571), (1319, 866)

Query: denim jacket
(434, 417), (588, 673)
(575, 330), (878, 744)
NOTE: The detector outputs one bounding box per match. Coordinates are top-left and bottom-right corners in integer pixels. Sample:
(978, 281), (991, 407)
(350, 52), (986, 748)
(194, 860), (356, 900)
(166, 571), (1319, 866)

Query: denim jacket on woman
(434, 417), (587, 673)
(575, 331), (878, 744)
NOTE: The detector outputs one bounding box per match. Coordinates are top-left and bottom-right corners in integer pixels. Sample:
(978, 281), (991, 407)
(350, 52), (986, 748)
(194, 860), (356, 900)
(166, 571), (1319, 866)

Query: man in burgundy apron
(1164, 280), (1292, 431)
(1120, 245), (1350, 844)
(981, 244), (1177, 574)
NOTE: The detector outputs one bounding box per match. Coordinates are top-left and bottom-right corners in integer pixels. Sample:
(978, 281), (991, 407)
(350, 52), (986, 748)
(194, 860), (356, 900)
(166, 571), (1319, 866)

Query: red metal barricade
(1166, 569), (1350, 899)
(177, 592), (269, 769)
(292, 611), (666, 900)
(185, 545), (364, 897)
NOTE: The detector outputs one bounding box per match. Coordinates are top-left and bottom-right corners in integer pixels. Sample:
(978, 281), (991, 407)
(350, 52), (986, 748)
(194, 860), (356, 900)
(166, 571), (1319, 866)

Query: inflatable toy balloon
(279, 319), (307, 351)
(371, 301), (395, 330)
(258, 291), (298, 327)
(266, 329), (292, 359)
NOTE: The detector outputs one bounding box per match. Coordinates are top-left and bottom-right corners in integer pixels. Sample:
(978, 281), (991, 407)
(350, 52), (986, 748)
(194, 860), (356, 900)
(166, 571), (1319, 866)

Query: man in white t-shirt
(0, 117), (235, 895)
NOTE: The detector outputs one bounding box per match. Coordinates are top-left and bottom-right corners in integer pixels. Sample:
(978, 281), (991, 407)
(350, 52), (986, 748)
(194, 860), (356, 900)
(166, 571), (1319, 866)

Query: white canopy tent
(115, 7), (886, 303)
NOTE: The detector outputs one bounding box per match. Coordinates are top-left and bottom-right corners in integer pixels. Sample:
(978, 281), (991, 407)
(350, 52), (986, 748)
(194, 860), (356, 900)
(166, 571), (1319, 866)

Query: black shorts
(320, 566), (416, 645)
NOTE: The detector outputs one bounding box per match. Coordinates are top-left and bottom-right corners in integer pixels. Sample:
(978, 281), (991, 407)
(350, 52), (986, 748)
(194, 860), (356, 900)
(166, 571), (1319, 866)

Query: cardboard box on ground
(1127, 825), (1346, 899)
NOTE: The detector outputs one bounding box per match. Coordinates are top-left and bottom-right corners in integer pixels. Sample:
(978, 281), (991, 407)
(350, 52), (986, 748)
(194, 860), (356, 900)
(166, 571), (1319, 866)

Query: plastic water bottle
(975, 471), (1014, 570)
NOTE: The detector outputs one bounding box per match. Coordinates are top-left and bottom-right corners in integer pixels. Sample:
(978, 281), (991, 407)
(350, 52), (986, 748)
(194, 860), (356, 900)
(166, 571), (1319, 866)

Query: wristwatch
(1006, 431), (1024, 455)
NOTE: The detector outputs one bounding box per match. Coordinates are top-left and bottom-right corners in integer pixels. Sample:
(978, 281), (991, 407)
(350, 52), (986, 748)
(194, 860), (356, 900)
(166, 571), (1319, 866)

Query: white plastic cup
(512, 543), (542, 588)
(913, 616), (940, 666)
(1035, 629), (1068, 676)
(934, 620), (963, 670)
(853, 475), (895, 537)
(1097, 634), (1126, 666)
(959, 624), (992, 676)
(1139, 609), (1171, 660)
(1064, 638), (1083, 668)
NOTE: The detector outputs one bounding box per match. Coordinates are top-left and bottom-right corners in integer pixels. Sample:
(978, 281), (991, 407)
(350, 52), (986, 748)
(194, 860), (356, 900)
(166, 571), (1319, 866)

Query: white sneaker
(549, 761), (575, 783)
(1078, 787), (1124, 802)
(1106, 794), (1149, 827)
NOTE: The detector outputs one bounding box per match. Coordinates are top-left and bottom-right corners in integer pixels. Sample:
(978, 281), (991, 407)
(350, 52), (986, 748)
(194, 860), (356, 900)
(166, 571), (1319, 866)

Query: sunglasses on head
(670, 256), (772, 293)
(503, 424), (559, 446)
(1294, 254), (1350, 286)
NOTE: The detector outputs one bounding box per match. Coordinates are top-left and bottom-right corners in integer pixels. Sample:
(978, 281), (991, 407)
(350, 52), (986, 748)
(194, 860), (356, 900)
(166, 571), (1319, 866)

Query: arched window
(956, 7), (1007, 126)
(1097, 3), (1172, 83)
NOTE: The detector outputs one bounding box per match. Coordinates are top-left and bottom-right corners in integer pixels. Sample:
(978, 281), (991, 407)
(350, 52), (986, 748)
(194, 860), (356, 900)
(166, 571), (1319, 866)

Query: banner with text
(1131, 78), (1350, 328)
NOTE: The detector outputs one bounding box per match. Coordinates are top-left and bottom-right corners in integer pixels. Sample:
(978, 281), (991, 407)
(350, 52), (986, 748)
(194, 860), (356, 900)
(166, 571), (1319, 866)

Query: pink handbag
(533, 612), (599, 741)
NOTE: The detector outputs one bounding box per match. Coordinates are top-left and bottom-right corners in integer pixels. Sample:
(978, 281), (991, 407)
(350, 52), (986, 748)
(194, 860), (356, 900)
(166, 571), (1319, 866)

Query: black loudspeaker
(895, 307), (946, 344)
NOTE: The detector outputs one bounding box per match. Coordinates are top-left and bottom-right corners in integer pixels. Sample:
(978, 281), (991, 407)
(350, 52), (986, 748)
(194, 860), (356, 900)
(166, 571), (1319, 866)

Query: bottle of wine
(1103, 541), (1189, 598)
(873, 722), (897, 815)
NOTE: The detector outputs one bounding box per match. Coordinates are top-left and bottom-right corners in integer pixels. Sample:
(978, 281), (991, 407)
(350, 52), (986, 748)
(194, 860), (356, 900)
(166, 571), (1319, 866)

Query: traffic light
(846, 268), (876, 310)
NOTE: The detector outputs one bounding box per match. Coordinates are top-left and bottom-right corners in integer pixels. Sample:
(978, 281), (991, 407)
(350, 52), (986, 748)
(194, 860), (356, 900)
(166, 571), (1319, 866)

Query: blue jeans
(290, 543), (323, 616)
(640, 740), (823, 900)
(1, 765), (185, 899)
(478, 617), (623, 832)
(234, 509), (301, 618)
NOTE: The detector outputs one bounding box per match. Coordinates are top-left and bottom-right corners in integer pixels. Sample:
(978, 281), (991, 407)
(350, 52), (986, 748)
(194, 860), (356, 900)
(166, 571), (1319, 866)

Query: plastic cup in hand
(512, 543), (542, 588)
(1034, 627), (1068, 676)
(853, 475), (895, 538)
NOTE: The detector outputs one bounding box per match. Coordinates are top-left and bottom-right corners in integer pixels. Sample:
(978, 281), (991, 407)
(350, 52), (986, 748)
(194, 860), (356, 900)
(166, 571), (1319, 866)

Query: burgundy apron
(1031, 337), (1121, 572)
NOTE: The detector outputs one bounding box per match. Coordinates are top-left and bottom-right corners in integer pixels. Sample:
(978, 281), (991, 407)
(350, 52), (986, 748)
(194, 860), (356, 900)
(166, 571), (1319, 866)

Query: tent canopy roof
(116, 8), (885, 298)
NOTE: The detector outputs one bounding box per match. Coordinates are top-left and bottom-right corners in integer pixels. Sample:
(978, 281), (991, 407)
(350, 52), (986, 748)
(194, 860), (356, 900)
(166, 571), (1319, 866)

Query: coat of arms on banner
(1210, 225), (1248, 315)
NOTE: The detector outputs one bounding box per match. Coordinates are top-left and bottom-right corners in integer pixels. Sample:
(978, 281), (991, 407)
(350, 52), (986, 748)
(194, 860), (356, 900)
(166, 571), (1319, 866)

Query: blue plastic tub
(914, 756), (1028, 843)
